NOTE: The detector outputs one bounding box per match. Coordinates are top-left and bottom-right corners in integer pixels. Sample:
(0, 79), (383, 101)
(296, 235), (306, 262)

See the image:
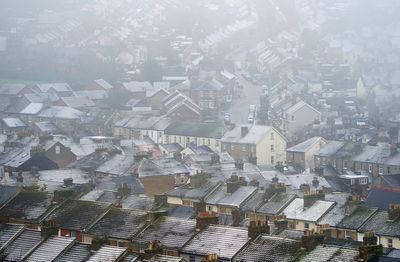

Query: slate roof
(94, 79), (113, 90)
(298, 244), (358, 262)
(241, 192), (265, 212)
(133, 217), (196, 250)
(38, 106), (84, 120)
(87, 245), (127, 262)
(287, 137), (325, 153)
(0, 185), (19, 207)
(1, 229), (42, 262)
(168, 205), (195, 219)
(25, 236), (74, 262)
(233, 235), (302, 262)
(166, 181), (221, 201)
(257, 192), (296, 215)
(54, 243), (91, 262)
(220, 125), (274, 144)
(2, 117), (26, 128)
(282, 198), (336, 222)
(60, 96), (96, 108)
(359, 210), (400, 237)
(147, 255), (184, 262)
(0, 223), (24, 250)
(34, 121), (60, 134)
(75, 90), (108, 100)
(164, 122), (224, 138)
(217, 186), (257, 208)
(286, 100), (320, 115)
(45, 200), (110, 231)
(159, 143), (183, 154)
(36, 83), (72, 93)
(315, 141), (345, 157)
(121, 195), (154, 211)
(337, 206), (378, 230)
(0, 191), (54, 221)
(138, 158), (189, 178)
(95, 152), (135, 176)
(352, 143), (391, 164)
(182, 225), (249, 260)
(88, 208), (147, 240)
(366, 187), (400, 210)
(286, 174), (331, 190)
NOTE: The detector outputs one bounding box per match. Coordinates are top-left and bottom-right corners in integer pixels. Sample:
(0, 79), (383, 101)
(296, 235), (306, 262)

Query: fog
(1, 0), (400, 259)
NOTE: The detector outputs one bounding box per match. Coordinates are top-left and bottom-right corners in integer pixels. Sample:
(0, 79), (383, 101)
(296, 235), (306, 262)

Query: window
(379, 167), (383, 175)
(270, 144), (274, 152)
(189, 255), (195, 262)
(55, 145), (60, 154)
(388, 238), (393, 248)
(179, 137), (181, 143)
(344, 230), (351, 239)
(304, 223), (309, 229)
(359, 177), (368, 185)
(271, 156), (274, 165)
(270, 132), (274, 140)
(207, 139), (211, 146)
(343, 160), (347, 169)
(166, 135), (169, 143)
(186, 137), (190, 143)
(174, 136), (177, 143)
(368, 164), (372, 172)
(291, 115), (295, 121)
(222, 144), (226, 151)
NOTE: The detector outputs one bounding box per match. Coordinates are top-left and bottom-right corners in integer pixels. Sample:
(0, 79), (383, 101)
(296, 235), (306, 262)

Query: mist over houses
(0, 0), (400, 261)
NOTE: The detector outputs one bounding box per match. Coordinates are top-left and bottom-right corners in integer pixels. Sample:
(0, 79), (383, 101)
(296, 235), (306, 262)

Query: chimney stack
(226, 174), (247, 193)
(248, 220), (269, 240)
(196, 211), (219, 231)
(388, 203), (400, 221)
(304, 191), (325, 208)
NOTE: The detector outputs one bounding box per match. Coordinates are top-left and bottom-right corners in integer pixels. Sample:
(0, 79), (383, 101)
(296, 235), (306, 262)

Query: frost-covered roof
(287, 137), (325, 153)
(257, 192), (296, 215)
(233, 235), (301, 262)
(87, 245), (127, 262)
(2, 117), (26, 128)
(315, 141), (345, 157)
(282, 198), (335, 222)
(221, 125), (274, 144)
(337, 206), (378, 230)
(38, 106), (83, 120)
(217, 186), (257, 208)
(25, 236), (74, 262)
(298, 244), (358, 262)
(359, 210), (400, 237)
(182, 225), (249, 260)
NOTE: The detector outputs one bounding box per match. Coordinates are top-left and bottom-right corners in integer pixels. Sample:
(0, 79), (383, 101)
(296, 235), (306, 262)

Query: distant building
(286, 136), (327, 170)
(220, 125), (286, 166)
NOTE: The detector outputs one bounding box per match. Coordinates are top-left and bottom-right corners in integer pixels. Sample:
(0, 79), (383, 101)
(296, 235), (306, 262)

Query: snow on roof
(94, 79), (113, 89)
(182, 225), (249, 260)
(315, 141), (345, 157)
(2, 117), (26, 128)
(287, 137), (325, 153)
(217, 186), (257, 208)
(87, 245), (126, 262)
(36, 83), (71, 93)
(38, 106), (83, 120)
(221, 125), (273, 144)
(20, 103), (43, 115)
(282, 198), (335, 222)
(286, 100), (320, 115)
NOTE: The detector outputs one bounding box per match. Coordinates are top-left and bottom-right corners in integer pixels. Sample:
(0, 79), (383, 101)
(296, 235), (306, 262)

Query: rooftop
(315, 141), (345, 157)
(87, 245), (127, 262)
(282, 198), (336, 222)
(88, 208), (147, 240)
(54, 243), (91, 262)
(233, 235), (302, 262)
(359, 210), (400, 237)
(182, 225), (249, 260)
(38, 106), (83, 120)
(298, 244), (358, 262)
(2, 117), (26, 128)
(220, 125), (275, 144)
(25, 236), (74, 262)
(164, 121), (224, 138)
(257, 192), (296, 215)
(365, 186), (400, 210)
(133, 217), (196, 250)
(217, 186), (257, 208)
(287, 137), (325, 153)
(337, 206), (378, 230)
(0, 223), (24, 250)
(45, 200), (110, 231)
(1, 229), (42, 261)
(0, 191), (54, 221)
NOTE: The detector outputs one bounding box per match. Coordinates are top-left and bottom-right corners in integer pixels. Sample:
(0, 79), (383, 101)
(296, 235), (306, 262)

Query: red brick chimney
(196, 211), (219, 231)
